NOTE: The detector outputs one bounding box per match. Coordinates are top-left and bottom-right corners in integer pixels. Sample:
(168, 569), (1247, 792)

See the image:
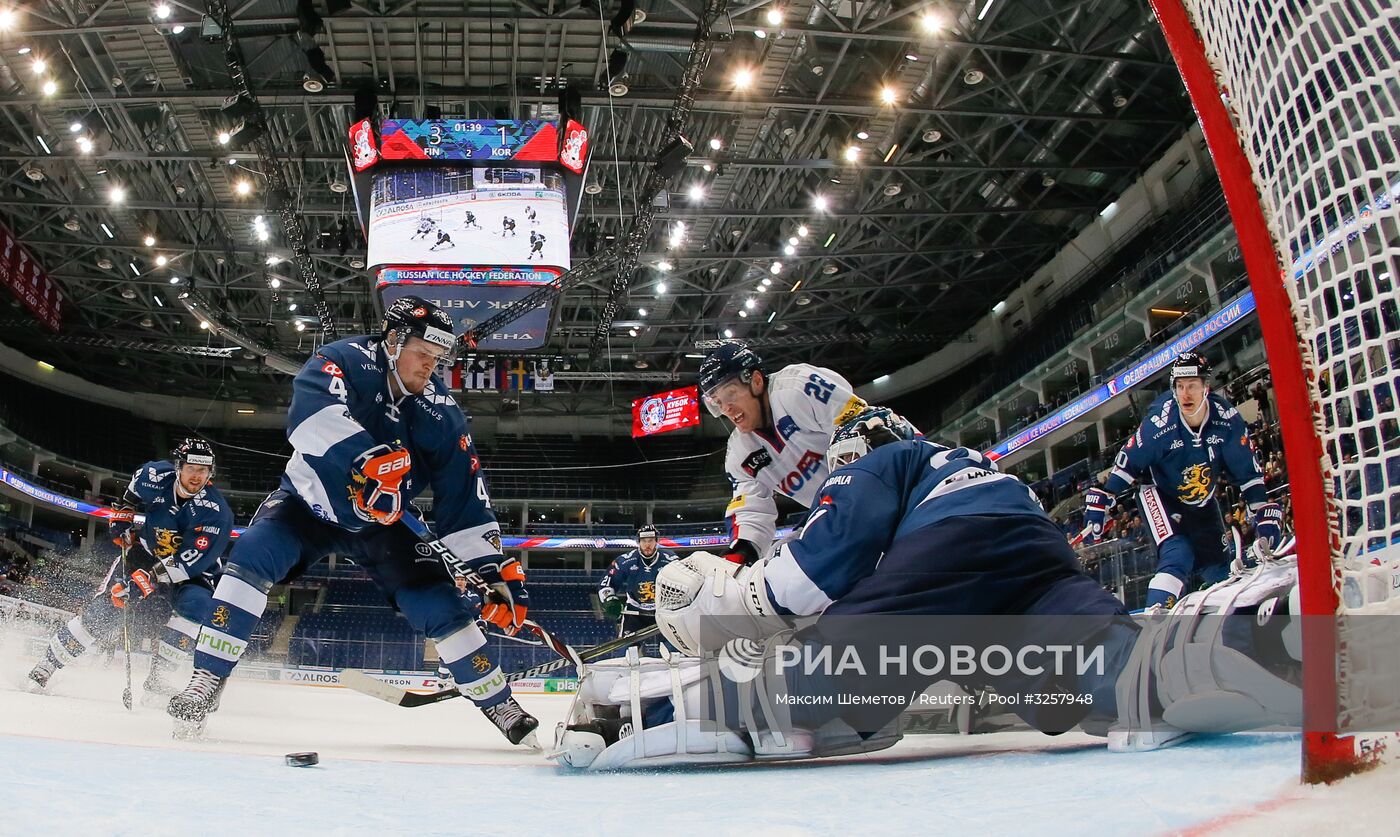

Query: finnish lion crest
(152, 528), (182, 559)
(1177, 463), (1213, 505)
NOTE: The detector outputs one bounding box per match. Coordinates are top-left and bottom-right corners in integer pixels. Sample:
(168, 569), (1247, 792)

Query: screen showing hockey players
(367, 165), (571, 271)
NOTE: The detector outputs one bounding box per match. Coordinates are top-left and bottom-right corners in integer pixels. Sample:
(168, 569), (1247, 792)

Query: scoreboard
(375, 119), (563, 163)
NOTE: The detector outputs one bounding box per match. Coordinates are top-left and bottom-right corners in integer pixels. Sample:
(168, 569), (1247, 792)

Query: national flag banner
(446, 362), (464, 390)
(498, 360), (534, 391)
(459, 357), (498, 390)
(632, 385), (701, 438)
(533, 362), (555, 392)
(0, 221), (63, 332)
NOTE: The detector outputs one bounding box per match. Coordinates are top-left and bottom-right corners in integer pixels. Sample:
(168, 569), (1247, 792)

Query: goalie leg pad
(552, 651), (753, 770)
(1112, 558), (1302, 750)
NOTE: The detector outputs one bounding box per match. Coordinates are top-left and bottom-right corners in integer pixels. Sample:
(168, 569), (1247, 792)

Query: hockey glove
(601, 595), (624, 622)
(352, 444), (413, 526)
(110, 568), (156, 609)
(1253, 502), (1284, 555)
(1080, 487), (1115, 545)
(721, 539), (761, 566)
(109, 505), (137, 549)
(477, 557), (529, 636)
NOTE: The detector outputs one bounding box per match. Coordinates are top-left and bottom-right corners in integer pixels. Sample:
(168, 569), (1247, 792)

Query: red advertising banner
(0, 221), (63, 332)
(632, 385), (701, 438)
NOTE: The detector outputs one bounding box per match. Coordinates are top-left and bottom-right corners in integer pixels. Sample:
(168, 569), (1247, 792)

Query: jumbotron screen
(366, 165), (570, 271)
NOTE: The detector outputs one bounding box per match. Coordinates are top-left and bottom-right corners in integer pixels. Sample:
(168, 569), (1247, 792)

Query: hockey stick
(397, 514), (581, 668)
(118, 539), (133, 711)
(341, 624), (661, 709)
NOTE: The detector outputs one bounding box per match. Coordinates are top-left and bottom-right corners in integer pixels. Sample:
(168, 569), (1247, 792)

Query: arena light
(920, 10), (943, 33)
(753, 29), (766, 39)
(155, 255), (168, 267)
(769, 261), (783, 274)
(36, 360), (54, 371)
(41, 79), (57, 96)
(68, 122), (82, 133)
(217, 131), (231, 145)
(723, 329), (734, 338)
(655, 281), (668, 294)
(99, 223), (114, 238)
(976, 0), (997, 20)
(783, 244), (796, 256)
(236, 408), (255, 414)
(812, 194), (829, 212)
(709, 137), (722, 151)
(143, 234), (156, 246)
(0, 9), (16, 29)
(295, 321), (306, 332)
(109, 185), (126, 204)
(879, 85), (897, 106)
(843, 145), (860, 162)
(31, 57), (45, 74)
(155, 3), (171, 18)
(732, 67), (754, 90)
(270, 278), (281, 288)
(797, 225), (809, 237)
(234, 179), (252, 196)
(883, 143), (899, 163)
(688, 183), (705, 202)
(765, 7), (783, 25)
(744, 298), (756, 310)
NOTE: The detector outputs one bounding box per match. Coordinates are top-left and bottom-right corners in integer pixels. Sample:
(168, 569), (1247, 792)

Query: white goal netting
(1163, 0), (1400, 771)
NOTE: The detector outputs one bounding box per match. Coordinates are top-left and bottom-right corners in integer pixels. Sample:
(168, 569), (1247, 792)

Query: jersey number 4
(804, 373), (836, 404)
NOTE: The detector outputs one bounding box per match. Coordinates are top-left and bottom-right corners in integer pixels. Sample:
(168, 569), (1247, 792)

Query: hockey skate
(26, 658), (56, 692)
(481, 696), (540, 748)
(167, 668), (226, 739)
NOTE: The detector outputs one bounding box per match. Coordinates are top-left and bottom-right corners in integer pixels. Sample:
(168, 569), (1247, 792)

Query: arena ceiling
(0, 0), (1196, 414)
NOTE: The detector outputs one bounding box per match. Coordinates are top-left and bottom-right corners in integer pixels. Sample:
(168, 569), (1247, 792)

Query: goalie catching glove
(654, 551), (791, 656)
(352, 444), (413, 526)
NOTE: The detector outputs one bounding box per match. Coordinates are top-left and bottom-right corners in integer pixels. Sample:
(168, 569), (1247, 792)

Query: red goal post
(1149, 0), (1400, 782)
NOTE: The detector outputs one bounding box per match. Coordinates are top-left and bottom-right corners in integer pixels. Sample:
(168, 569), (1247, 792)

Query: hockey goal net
(1149, 0), (1400, 781)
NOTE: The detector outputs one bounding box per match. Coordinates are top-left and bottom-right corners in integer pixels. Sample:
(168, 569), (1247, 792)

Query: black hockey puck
(285, 752), (319, 767)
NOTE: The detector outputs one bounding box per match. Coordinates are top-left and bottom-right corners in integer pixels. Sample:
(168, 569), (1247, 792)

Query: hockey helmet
(698, 342), (764, 417)
(825, 407), (918, 472)
(381, 295), (458, 369)
(173, 437), (216, 472)
(1169, 352), (1211, 384)
(637, 525), (659, 541)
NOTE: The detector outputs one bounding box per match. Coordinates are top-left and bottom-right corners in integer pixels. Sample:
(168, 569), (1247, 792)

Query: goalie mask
(824, 407), (918, 473)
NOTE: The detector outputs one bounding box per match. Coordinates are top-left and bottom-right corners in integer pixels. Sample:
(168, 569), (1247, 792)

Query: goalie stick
(341, 625), (661, 708)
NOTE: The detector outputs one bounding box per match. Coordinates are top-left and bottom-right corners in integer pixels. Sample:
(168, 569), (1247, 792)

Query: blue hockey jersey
(123, 460), (233, 583)
(598, 548), (680, 611)
(279, 335), (505, 565)
(762, 440), (1047, 616)
(1102, 391), (1266, 510)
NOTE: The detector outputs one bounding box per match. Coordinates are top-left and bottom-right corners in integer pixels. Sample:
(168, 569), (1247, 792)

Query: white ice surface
(0, 627), (1389, 837)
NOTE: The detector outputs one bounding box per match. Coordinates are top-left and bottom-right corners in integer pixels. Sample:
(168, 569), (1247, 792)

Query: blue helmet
(825, 407), (918, 472)
(698, 342), (764, 416)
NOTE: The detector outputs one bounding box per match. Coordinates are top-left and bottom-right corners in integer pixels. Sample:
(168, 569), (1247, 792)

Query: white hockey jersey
(723, 363), (867, 554)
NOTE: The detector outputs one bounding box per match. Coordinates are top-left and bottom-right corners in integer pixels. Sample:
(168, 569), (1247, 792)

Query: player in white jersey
(698, 342), (879, 565)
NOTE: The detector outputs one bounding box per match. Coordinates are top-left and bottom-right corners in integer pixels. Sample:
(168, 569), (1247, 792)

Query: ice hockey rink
(4, 629), (1397, 837)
